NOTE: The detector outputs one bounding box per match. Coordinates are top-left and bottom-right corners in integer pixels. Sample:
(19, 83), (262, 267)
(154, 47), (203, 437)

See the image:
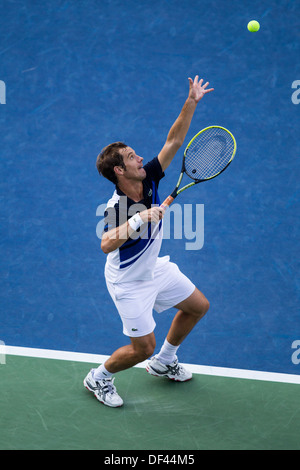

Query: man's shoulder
(143, 157), (164, 183)
(106, 190), (120, 209)
(144, 156), (161, 172)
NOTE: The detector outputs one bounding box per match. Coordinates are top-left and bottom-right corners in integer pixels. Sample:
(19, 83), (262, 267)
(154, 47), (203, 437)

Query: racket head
(183, 126), (237, 182)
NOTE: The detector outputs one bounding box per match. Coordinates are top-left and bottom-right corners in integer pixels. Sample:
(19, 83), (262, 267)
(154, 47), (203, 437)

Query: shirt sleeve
(103, 197), (128, 233)
(103, 207), (117, 233)
(143, 157), (165, 187)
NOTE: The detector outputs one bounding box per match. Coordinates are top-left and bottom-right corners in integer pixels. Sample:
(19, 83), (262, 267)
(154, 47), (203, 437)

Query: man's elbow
(101, 237), (111, 254)
(168, 137), (183, 151)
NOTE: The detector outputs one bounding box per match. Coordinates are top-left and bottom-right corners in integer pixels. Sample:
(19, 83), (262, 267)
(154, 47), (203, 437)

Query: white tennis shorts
(106, 256), (195, 337)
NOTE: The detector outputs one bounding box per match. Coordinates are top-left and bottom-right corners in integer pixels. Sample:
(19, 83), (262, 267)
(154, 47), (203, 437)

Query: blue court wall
(1, 0), (299, 375)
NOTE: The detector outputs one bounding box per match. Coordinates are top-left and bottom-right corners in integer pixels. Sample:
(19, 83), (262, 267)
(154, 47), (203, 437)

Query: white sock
(157, 339), (179, 365)
(93, 363), (113, 381)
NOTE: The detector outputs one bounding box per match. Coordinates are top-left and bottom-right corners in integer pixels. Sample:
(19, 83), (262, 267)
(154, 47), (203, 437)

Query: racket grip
(160, 195), (174, 210)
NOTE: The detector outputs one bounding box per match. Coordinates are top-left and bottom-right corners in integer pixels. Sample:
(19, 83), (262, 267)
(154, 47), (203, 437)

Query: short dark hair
(96, 142), (127, 185)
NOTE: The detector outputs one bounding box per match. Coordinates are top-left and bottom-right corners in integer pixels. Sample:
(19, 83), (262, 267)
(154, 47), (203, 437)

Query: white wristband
(128, 213), (143, 231)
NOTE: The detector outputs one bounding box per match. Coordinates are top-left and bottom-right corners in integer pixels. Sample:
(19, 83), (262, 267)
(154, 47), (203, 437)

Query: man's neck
(117, 180), (143, 202)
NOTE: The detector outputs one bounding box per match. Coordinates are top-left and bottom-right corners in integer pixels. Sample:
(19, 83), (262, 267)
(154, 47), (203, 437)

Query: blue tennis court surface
(1, 1), (299, 446)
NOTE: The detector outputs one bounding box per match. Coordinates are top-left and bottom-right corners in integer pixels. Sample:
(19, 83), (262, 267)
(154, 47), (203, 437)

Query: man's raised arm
(158, 76), (214, 172)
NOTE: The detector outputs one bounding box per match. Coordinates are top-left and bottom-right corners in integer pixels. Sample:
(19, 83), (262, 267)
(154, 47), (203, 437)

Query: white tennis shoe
(83, 369), (123, 408)
(146, 355), (192, 382)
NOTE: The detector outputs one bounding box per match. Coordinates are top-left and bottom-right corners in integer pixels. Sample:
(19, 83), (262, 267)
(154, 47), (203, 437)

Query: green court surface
(0, 354), (299, 450)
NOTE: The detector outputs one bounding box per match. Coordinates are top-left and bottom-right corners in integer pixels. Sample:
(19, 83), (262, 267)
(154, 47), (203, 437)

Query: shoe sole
(146, 366), (192, 382)
(83, 378), (123, 408)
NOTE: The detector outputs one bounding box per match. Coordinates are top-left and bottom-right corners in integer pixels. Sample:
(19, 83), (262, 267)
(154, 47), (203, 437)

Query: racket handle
(160, 195), (174, 210)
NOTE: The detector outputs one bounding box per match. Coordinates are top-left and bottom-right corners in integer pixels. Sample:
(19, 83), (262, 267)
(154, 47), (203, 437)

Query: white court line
(4, 345), (300, 385)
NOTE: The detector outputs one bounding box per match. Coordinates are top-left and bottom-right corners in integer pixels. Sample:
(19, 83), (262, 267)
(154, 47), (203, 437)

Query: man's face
(117, 147), (146, 181)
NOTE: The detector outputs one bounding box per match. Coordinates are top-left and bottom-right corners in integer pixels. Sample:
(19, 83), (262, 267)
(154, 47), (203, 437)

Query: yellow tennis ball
(247, 20), (260, 32)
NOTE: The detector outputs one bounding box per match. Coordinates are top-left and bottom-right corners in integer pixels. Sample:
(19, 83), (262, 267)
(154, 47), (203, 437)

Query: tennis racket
(160, 125), (237, 209)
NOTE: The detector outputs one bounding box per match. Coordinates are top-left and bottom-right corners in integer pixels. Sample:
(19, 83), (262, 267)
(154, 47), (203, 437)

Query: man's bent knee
(194, 296), (209, 319)
(131, 333), (156, 362)
(175, 288), (210, 319)
(202, 298), (210, 315)
(184, 299), (209, 320)
(133, 345), (155, 362)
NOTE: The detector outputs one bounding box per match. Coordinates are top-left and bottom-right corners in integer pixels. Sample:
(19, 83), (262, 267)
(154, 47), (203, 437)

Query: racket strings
(185, 127), (235, 180)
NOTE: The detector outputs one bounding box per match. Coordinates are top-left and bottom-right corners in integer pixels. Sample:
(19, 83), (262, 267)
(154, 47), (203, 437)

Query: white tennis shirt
(103, 157), (165, 283)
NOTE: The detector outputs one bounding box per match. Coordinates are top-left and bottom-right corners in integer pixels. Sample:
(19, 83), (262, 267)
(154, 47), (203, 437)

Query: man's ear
(114, 166), (125, 177)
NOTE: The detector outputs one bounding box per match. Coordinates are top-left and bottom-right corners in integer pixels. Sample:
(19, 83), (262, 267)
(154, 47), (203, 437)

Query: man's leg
(147, 288), (209, 381)
(167, 287), (209, 346)
(84, 333), (156, 407)
(95, 332), (156, 375)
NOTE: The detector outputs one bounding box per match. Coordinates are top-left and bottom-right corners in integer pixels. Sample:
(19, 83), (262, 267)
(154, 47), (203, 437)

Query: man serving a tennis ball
(84, 76), (213, 407)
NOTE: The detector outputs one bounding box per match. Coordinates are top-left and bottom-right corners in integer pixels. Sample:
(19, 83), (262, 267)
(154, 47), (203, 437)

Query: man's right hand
(139, 206), (165, 225)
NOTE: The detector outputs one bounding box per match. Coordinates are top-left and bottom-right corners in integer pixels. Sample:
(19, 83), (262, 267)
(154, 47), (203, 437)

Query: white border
(3, 345), (300, 385)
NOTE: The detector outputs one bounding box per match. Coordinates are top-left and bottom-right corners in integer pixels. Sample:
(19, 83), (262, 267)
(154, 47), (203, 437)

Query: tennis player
(84, 76), (213, 407)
